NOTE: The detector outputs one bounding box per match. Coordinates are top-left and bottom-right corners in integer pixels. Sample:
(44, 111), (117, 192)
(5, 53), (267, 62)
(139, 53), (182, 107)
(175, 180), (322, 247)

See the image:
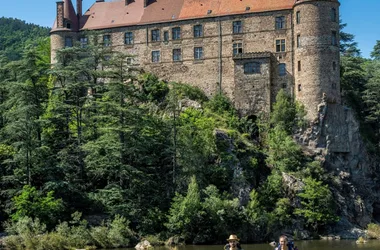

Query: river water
(112, 240), (380, 250)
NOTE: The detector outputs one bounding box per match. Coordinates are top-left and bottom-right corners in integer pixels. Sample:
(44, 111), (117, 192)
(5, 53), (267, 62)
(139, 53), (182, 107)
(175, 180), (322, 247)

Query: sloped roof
(52, 0), (296, 32)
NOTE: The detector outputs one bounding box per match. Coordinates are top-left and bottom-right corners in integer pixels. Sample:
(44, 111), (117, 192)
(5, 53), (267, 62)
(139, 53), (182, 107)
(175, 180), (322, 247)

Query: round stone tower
(293, 0), (340, 120)
(50, 0), (80, 64)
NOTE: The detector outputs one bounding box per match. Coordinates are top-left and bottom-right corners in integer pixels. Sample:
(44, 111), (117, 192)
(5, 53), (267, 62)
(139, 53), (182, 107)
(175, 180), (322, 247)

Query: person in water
(224, 235), (242, 250)
(275, 235), (297, 250)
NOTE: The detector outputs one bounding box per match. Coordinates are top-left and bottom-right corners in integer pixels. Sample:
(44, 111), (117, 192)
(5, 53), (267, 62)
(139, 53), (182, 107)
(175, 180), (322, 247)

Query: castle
(50, 0), (341, 120)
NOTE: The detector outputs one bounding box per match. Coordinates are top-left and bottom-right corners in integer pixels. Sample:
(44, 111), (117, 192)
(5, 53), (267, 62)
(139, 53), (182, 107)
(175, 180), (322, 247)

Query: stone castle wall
(50, 0), (341, 120)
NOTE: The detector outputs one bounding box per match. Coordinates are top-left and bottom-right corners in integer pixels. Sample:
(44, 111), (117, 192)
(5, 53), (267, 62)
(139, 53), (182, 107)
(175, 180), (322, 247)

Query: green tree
(370, 40), (380, 60)
(266, 126), (303, 172)
(11, 185), (64, 227)
(363, 60), (380, 148)
(339, 20), (361, 57)
(270, 89), (306, 134)
(166, 176), (203, 241)
(295, 177), (338, 230)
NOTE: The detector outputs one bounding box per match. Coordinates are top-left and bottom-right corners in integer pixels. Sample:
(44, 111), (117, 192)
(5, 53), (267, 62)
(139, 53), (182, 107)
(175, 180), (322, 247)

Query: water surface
(112, 240), (380, 250)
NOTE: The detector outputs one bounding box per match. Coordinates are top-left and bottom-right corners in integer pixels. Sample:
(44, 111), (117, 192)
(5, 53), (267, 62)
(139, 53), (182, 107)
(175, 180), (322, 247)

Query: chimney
(56, 1), (64, 28)
(77, 0), (82, 17)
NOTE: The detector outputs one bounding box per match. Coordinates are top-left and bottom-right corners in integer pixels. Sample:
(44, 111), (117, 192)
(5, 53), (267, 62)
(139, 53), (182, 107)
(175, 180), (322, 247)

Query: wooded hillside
(0, 17), (50, 60)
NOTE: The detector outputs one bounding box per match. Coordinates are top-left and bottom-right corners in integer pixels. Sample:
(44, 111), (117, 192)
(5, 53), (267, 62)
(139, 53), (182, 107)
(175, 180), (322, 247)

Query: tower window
(332, 82), (337, 89)
(331, 8), (337, 22)
(276, 39), (286, 52)
(172, 27), (181, 40)
(298, 61), (301, 71)
(233, 43), (243, 56)
(279, 63), (286, 76)
(296, 11), (300, 24)
(275, 16), (286, 29)
(173, 48), (182, 61)
(194, 24), (203, 38)
(297, 34), (301, 48)
(125, 32), (133, 45)
(331, 31), (337, 46)
(66, 23), (71, 29)
(233, 21), (243, 34)
(244, 62), (261, 74)
(282, 82), (287, 89)
(333, 61), (337, 71)
(152, 50), (160, 63)
(298, 84), (302, 91)
(65, 37), (73, 47)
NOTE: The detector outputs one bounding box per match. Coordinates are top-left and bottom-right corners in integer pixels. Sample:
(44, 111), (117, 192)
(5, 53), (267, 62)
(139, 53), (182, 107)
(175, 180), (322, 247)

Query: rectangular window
(244, 62), (261, 74)
(103, 35), (111, 47)
(164, 31), (169, 42)
(297, 34), (301, 48)
(173, 48), (182, 61)
(65, 37), (73, 47)
(79, 37), (87, 48)
(276, 39), (286, 52)
(152, 50), (160, 63)
(296, 11), (301, 24)
(333, 61), (337, 71)
(275, 16), (286, 29)
(279, 63), (286, 76)
(298, 61), (301, 71)
(151, 29), (160, 42)
(331, 8), (337, 22)
(172, 27), (181, 40)
(331, 31), (337, 46)
(125, 32), (133, 45)
(194, 47), (203, 60)
(194, 24), (203, 38)
(233, 43), (243, 56)
(233, 21), (242, 34)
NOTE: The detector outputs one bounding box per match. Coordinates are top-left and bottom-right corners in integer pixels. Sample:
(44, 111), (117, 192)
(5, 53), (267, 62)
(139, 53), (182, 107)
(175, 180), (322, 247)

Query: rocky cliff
(295, 96), (380, 238)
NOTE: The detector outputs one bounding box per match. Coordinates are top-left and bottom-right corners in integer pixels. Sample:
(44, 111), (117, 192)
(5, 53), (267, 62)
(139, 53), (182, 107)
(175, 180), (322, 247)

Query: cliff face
(295, 96), (380, 238)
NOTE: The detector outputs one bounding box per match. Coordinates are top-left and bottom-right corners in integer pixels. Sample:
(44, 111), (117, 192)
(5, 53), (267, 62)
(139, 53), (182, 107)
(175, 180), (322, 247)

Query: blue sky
(0, 0), (379, 58)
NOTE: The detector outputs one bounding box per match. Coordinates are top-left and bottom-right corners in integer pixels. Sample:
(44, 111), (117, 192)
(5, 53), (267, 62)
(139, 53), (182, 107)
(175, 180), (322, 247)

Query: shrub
(10, 185), (64, 227)
(367, 223), (380, 239)
(90, 215), (134, 248)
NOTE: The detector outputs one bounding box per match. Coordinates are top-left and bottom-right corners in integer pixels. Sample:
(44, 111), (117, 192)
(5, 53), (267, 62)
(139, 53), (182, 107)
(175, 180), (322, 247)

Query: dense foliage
(0, 20), (379, 249)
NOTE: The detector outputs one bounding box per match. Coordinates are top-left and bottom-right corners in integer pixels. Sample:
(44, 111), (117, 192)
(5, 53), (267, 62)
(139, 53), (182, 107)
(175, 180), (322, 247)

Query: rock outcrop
(294, 96), (380, 238)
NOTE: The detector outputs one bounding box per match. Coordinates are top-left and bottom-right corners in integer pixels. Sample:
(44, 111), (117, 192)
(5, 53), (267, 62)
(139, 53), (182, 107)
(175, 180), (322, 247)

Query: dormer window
(66, 23), (71, 29)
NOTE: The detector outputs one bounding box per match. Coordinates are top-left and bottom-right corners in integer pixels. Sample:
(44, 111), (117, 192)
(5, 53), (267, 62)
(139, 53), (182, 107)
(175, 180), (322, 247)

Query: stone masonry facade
(51, 0), (341, 120)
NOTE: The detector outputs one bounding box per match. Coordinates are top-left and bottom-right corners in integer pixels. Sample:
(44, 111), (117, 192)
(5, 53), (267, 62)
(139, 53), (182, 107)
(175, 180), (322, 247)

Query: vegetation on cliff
(0, 20), (379, 249)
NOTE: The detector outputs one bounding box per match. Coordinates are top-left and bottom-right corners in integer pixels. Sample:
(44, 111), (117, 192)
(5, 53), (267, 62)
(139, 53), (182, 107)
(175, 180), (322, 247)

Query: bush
(367, 223), (380, 239)
(10, 185), (64, 227)
(143, 234), (165, 246)
(3, 213), (135, 249)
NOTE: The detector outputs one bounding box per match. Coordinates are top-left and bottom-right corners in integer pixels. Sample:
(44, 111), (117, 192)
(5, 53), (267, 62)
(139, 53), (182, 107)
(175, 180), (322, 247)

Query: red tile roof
(52, 0), (296, 32)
